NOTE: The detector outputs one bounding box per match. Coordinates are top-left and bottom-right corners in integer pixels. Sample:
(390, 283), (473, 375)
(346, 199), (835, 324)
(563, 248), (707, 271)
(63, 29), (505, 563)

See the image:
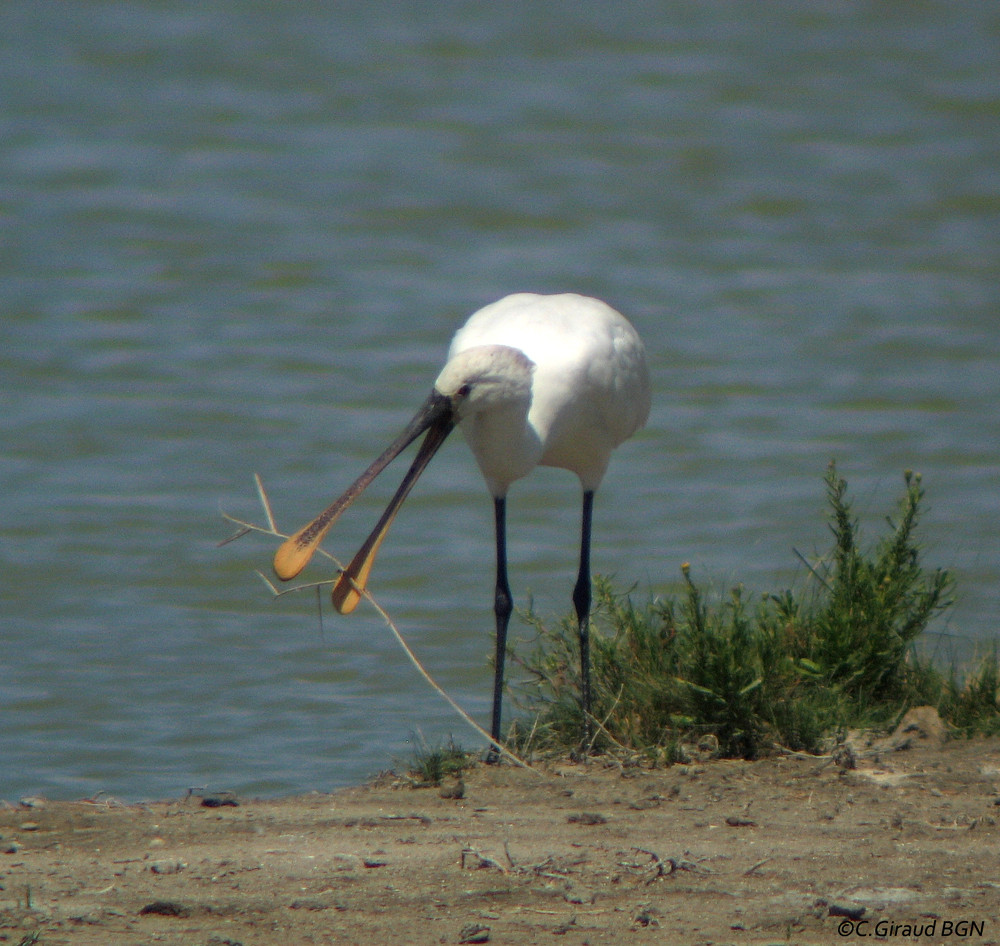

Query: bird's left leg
(572, 490), (595, 749)
(486, 495), (513, 763)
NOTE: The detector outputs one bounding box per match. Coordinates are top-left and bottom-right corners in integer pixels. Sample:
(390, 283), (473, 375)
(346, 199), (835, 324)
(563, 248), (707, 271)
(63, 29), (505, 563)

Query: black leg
(487, 495), (513, 761)
(572, 490), (595, 748)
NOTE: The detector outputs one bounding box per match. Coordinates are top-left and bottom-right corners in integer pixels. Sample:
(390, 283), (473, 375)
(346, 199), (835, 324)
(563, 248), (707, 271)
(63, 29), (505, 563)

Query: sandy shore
(2, 721), (998, 945)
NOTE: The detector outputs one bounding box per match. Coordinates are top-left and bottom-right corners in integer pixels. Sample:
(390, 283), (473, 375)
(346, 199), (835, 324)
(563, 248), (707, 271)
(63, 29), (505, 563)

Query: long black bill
(273, 390), (454, 599)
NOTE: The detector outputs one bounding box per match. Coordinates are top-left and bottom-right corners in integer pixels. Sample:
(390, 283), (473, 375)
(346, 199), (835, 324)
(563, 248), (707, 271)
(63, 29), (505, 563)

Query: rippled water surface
(2, 1), (998, 799)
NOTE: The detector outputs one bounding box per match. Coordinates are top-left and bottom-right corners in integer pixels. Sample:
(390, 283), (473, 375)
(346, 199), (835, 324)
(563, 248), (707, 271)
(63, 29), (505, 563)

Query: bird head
(434, 345), (535, 422)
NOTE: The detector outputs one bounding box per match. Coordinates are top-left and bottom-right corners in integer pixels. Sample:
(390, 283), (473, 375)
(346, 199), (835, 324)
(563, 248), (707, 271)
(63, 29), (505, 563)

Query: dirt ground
(2, 712), (999, 946)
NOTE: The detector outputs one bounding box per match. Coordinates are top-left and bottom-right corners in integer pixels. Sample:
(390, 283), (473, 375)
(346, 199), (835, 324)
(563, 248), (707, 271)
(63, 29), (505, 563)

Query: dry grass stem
(221, 476), (538, 773)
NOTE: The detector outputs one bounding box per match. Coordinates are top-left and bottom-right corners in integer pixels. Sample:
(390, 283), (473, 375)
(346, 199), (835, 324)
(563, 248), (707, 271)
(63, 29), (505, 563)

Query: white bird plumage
(444, 293), (650, 493)
(274, 292), (650, 753)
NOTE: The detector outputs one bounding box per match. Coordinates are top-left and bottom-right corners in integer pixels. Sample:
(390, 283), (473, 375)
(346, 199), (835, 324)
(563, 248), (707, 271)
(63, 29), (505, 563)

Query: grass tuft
(407, 736), (472, 785)
(512, 463), (997, 759)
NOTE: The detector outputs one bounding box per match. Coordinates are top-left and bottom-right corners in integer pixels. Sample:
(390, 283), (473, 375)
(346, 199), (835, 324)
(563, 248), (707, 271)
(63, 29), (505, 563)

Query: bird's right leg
(573, 490), (595, 751)
(487, 495), (512, 763)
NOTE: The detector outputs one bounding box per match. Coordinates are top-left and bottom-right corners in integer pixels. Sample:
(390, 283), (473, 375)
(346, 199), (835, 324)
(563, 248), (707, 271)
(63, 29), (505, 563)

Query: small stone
(634, 908), (662, 929)
(149, 860), (187, 875)
(890, 706), (947, 749)
(201, 795), (239, 808)
(440, 780), (465, 799)
(567, 812), (607, 825)
(459, 923), (490, 944)
(139, 900), (190, 917)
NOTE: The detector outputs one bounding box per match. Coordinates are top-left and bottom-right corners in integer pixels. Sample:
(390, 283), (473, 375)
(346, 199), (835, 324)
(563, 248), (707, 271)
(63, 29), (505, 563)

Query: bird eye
(456, 382), (472, 398)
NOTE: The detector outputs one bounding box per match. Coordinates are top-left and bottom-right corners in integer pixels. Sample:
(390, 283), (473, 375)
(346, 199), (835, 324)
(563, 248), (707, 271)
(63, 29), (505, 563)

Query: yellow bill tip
(273, 538), (313, 581)
(331, 573), (363, 614)
(331, 540), (383, 614)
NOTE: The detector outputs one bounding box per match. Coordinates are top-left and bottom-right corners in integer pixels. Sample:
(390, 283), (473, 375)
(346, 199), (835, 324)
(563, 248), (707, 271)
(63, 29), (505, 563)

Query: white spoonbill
(273, 293), (651, 751)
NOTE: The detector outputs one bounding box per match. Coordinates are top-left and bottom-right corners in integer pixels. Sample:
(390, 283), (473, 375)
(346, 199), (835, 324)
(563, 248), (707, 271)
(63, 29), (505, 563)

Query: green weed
(408, 736), (471, 785)
(512, 464), (996, 759)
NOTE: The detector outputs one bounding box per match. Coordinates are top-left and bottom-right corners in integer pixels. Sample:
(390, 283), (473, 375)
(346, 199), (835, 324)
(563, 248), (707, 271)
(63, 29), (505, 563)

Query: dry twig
(221, 476), (539, 773)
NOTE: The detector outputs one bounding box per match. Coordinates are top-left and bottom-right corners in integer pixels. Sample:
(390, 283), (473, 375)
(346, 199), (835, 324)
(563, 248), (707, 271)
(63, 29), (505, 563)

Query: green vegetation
(509, 464), (999, 760)
(407, 735), (472, 785)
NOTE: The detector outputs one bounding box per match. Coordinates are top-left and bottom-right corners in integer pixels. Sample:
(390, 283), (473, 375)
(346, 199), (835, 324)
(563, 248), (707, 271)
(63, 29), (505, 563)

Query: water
(2, 0), (997, 801)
